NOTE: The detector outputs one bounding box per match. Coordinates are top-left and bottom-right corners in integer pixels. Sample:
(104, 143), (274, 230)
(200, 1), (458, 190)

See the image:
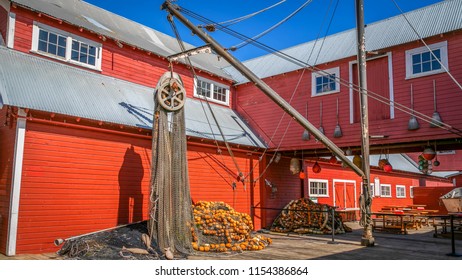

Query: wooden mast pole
(355, 0), (374, 246)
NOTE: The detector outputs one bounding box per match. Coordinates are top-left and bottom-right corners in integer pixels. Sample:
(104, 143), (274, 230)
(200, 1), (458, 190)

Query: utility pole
(355, 0), (374, 247)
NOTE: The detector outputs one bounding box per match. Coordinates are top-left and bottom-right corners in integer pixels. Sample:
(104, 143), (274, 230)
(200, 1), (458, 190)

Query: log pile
(191, 201), (272, 252)
(270, 198), (351, 234)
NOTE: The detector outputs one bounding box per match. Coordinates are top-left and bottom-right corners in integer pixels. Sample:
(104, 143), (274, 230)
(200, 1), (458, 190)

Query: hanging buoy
(422, 146), (436, 160)
(433, 160), (440, 167)
(378, 159), (388, 170)
(312, 161), (321, 173)
(274, 153), (282, 163)
(299, 170), (306, 179)
(290, 158), (300, 174)
(383, 164), (393, 173)
(328, 155), (337, 164)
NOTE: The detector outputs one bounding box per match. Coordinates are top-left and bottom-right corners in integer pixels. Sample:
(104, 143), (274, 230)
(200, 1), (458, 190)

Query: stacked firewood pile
(191, 201), (272, 252)
(270, 198), (351, 234)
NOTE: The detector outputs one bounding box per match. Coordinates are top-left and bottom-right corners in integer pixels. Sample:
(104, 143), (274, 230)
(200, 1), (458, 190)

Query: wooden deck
(1, 222), (461, 260)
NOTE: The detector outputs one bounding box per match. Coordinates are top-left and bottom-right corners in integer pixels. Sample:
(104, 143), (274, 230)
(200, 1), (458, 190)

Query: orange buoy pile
(191, 201), (272, 253)
(270, 198), (350, 234)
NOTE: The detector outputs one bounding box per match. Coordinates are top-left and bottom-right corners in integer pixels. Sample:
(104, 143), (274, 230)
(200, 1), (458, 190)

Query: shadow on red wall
(118, 145), (144, 224)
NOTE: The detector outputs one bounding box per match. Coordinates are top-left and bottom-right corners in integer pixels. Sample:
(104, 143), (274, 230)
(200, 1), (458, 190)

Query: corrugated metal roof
(0, 47), (265, 148)
(342, 154), (448, 177)
(12, 0), (233, 79)
(225, 0), (462, 84)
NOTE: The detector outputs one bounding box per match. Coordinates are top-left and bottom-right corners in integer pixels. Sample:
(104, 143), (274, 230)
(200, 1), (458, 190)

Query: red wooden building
(0, 0), (460, 255)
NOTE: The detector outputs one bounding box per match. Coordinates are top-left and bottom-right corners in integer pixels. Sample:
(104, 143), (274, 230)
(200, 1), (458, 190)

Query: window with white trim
(380, 184), (392, 197)
(194, 77), (229, 105)
(308, 179), (329, 197)
(32, 23), (102, 70)
(410, 186), (415, 199)
(396, 185), (406, 198)
(370, 183), (375, 197)
(311, 67), (340, 96)
(405, 41), (448, 79)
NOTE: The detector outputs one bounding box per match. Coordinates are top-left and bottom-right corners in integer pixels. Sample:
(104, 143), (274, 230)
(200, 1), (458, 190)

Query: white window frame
(405, 41), (448, 79)
(373, 177), (381, 198)
(370, 183), (375, 198)
(311, 67), (340, 96)
(410, 186), (415, 199)
(380, 184), (392, 198)
(308, 179), (329, 198)
(31, 22), (102, 71)
(193, 77), (230, 106)
(396, 185), (406, 198)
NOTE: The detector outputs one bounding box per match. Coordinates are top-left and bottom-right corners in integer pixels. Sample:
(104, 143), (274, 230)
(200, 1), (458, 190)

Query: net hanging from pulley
(148, 72), (194, 255)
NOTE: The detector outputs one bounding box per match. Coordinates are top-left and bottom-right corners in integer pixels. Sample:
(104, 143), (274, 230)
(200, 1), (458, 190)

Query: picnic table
(372, 212), (420, 234)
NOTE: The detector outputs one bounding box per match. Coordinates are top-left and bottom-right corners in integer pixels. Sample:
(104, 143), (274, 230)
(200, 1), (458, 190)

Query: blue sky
(84, 0), (443, 61)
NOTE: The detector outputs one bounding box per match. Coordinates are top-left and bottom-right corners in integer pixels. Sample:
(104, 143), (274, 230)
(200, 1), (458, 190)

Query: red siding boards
(187, 144), (261, 229)
(258, 157), (452, 228)
(17, 122), (152, 254)
(236, 33), (462, 151)
(259, 156), (302, 228)
(413, 186), (457, 214)
(0, 6), (7, 43)
(12, 120), (259, 254)
(0, 108), (15, 255)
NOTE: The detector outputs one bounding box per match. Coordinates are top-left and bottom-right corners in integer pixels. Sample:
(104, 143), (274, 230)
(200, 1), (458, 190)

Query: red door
(333, 180), (357, 209)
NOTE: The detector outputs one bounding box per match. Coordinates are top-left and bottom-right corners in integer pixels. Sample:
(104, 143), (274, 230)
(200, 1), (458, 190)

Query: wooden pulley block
(156, 78), (186, 112)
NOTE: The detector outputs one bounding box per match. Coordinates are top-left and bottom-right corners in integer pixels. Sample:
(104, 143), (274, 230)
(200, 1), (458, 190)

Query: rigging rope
(179, 5), (462, 137)
(246, 0), (340, 182)
(168, 14), (246, 189)
(199, 0), (287, 29)
(230, 0), (314, 50)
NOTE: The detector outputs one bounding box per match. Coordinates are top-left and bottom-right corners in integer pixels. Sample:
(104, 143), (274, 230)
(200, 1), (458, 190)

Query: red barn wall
(236, 33), (462, 151)
(305, 162), (416, 212)
(259, 156), (302, 228)
(413, 186), (456, 214)
(187, 144), (261, 229)
(258, 158), (451, 228)
(11, 120), (259, 254)
(451, 174), (462, 186)
(0, 5), (8, 43)
(0, 108), (15, 255)
(17, 122), (152, 254)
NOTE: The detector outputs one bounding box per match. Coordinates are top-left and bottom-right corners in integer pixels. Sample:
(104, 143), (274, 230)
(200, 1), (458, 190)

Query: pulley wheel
(156, 78), (186, 112)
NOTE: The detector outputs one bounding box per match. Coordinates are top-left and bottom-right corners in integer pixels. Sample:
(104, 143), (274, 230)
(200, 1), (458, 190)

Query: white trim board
(6, 109), (27, 256)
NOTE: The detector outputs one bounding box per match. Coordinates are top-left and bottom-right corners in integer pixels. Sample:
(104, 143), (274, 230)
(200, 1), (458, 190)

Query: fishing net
(148, 73), (272, 256)
(270, 198), (351, 234)
(57, 221), (164, 260)
(148, 73), (194, 255)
